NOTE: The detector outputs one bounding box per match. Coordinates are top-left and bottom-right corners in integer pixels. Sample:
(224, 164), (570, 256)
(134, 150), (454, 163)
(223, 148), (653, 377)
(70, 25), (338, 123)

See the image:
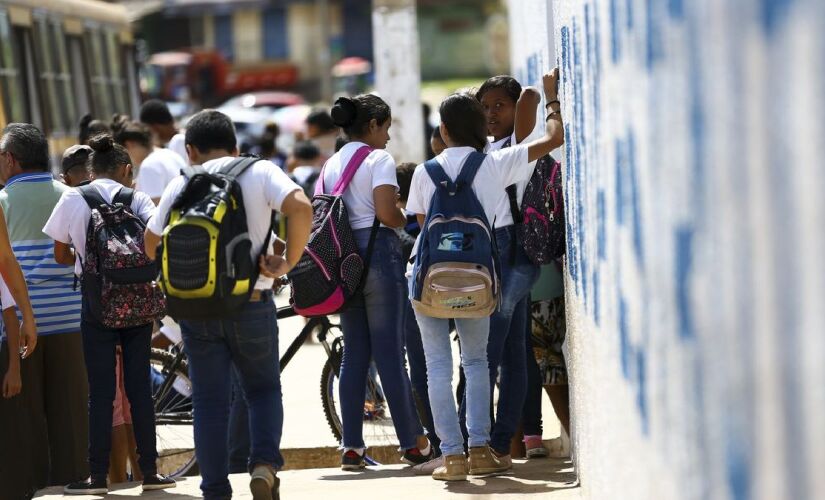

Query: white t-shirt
(167, 133), (189, 165)
(320, 142), (398, 230)
(43, 179), (157, 276)
(136, 148), (186, 200)
(406, 145), (531, 225)
(485, 127), (543, 227)
(147, 157), (301, 290)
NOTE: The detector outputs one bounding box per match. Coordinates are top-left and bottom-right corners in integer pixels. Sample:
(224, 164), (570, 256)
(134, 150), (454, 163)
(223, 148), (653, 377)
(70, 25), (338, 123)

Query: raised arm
(525, 68), (565, 163)
(514, 87), (541, 144)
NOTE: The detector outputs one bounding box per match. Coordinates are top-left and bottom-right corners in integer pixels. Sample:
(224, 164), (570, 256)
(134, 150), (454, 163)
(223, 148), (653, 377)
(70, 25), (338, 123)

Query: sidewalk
(35, 459), (580, 499)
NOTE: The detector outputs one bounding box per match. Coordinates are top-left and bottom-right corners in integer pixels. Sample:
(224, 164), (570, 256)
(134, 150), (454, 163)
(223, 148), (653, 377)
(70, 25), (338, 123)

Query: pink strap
(314, 146), (373, 197)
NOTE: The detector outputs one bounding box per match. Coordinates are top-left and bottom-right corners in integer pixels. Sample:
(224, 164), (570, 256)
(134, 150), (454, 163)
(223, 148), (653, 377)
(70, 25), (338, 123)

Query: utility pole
(372, 0), (425, 164)
(318, 0), (333, 103)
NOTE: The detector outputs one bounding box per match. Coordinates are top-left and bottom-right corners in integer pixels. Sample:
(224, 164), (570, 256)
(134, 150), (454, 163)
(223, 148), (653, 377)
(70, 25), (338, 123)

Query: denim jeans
(523, 329), (544, 436)
(180, 294), (282, 499)
(80, 305), (157, 480)
(415, 312), (490, 457)
(228, 370), (251, 474)
(339, 228), (422, 450)
(402, 299), (440, 453)
(459, 226), (540, 453)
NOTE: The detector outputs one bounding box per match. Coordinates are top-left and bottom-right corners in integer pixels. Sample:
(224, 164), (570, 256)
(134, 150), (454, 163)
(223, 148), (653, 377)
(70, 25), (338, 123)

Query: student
(288, 140), (324, 198)
(44, 134), (175, 494)
(60, 145), (93, 187)
(306, 109), (339, 160)
(139, 99), (188, 163)
(78, 114), (110, 146)
(144, 110), (313, 500)
(464, 74), (546, 468)
(259, 123), (287, 170)
(0, 123), (88, 493)
(112, 118), (186, 204)
(405, 69), (563, 481)
(324, 95), (430, 470)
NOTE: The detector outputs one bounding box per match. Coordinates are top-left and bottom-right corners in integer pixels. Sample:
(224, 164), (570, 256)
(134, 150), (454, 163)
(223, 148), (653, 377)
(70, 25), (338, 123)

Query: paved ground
(35, 459), (581, 499)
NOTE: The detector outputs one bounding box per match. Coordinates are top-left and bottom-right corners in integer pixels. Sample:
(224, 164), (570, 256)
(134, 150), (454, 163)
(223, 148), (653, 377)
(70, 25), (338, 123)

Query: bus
(0, 0), (139, 159)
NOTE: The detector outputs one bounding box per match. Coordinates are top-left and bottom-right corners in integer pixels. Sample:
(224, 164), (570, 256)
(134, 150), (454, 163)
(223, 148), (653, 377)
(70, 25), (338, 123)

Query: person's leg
(545, 384), (571, 436)
(415, 312), (464, 457)
(109, 425), (129, 483)
(454, 317), (492, 450)
(43, 332), (89, 485)
(125, 425), (142, 481)
(118, 323), (158, 477)
(338, 293), (372, 451)
(522, 331), (544, 437)
(404, 300), (439, 453)
(181, 318), (234, 498)
(225, 298), (284, 471)
(228, 369), (251, 474)
(363, 234), (423, 450)
(81, 321), (119, 481)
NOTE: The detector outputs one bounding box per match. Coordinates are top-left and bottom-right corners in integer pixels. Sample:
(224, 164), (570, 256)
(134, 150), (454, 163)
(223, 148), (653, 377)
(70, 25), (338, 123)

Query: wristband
(545, 100), (560, 108)
(545, 111), (562, 122)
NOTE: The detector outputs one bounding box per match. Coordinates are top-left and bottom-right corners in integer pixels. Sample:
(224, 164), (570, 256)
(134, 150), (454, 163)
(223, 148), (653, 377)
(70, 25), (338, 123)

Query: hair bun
(88, 134), (115, 153)
(331, 97), (357, 128)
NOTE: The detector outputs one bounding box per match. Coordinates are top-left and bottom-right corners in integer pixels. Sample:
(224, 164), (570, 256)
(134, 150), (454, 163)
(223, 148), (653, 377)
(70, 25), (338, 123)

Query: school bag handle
(315, 145), (373, 196)
(423, 151), (486, 196)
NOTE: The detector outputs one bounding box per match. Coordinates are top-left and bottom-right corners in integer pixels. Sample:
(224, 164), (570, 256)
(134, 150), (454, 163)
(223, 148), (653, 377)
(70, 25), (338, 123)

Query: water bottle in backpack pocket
(410, 152), (500, 318)
(78, 186), (166, 329)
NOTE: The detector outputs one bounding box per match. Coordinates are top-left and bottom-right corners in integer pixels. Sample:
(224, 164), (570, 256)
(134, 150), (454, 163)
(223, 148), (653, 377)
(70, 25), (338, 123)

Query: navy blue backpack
(409, 152), (500, 318)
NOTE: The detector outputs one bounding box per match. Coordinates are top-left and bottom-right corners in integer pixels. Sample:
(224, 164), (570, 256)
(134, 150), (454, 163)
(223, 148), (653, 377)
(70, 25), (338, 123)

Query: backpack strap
(113, 187), (134, 207)
(182, 165), (207, 179)
(218, 156), (260, 180)
(423, 158), (456, 194)
(76, 184), (108, 210)
(506, 185), (523, 224)
(455, 152), (486, 191)
(315, 145), (372, 196)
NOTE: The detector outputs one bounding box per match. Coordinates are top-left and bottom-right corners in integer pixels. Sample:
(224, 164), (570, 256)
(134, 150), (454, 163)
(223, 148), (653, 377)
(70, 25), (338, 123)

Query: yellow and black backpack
(158, 156), (271, 320)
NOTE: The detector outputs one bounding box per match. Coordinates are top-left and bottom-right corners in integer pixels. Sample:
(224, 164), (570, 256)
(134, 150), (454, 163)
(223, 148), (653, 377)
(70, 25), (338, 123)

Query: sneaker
(249, 465), (280, 500)
(468, 446), (510, 475)
(341, 449), (366, 471)
(412, 455), (443, 476)
(401, 446), (433, 466)
(432, 454), (468, 481)
(142, 473), (176, 491)
(524, 435), (549, 458)
(64, 477), (108, 495)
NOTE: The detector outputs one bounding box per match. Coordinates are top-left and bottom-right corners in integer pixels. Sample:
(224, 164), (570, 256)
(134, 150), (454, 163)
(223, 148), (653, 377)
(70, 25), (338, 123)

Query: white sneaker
(412, 455), (444, 476)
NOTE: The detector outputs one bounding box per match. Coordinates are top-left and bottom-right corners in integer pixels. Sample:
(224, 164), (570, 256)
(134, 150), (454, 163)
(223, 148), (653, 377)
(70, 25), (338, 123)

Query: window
(263, 7), (288, 60)
(49, 20), (76, 132)
(0, 9), (26, 123)
(84, 26), (113, 117)
(103, 30), (127, 114)
(33, 15), (66, 134)
(214, 14), (233, 62)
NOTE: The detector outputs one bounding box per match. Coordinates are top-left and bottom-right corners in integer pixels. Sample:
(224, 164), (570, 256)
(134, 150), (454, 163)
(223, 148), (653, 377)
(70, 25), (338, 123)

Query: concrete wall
(507, 1), (825, 499)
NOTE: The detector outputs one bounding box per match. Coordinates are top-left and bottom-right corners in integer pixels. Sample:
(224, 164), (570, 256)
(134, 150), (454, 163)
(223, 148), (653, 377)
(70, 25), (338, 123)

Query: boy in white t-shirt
(112, 119), (185, 204)
(405, 70), (563, 481)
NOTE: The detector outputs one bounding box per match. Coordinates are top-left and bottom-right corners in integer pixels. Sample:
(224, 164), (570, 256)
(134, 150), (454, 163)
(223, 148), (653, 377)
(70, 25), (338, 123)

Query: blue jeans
(402, 299), (440, 453)
(415, 312), (490, 457)
(339, 228), (422, 450)
(459, 226), (540, 453)
(523, 329), (544, 436)
(180, 294), (283, 500)
(80, 308), (157, 479)
(228, 370), (251, 474)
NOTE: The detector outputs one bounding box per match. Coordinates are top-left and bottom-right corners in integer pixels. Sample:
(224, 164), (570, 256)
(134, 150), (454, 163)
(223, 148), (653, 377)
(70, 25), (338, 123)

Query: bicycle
(150, 289), (397, 477)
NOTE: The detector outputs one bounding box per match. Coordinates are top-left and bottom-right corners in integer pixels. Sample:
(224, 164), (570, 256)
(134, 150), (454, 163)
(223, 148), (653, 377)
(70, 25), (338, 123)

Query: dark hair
(293, 140), (320, 161)
(439, 93), (487, 152)
(331, 95), (391, 138)
(79, 114), (110, 145)
(476, 75), (522, 103)
(111, 116), (152, 149)
(0, 123), (50, 171)
(61, 145), (92, 174)
(185, 110), (237, 154)
(306, 110), (336, 134)
(396, 162), (416, 202)
(88, 134), (131, 175)
(431, 125), (443, 142)
(335, 136), (349, 153)
(139, 99), (174, 125)
(258, 132), (277, 157)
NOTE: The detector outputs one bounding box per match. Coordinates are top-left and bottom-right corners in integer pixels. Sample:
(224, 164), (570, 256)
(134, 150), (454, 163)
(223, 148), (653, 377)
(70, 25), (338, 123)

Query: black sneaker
(64, 477), (108, 495)
(143, 473), (176, 491)
(402, 446), (433, 466)
(341, 450), (366, 470)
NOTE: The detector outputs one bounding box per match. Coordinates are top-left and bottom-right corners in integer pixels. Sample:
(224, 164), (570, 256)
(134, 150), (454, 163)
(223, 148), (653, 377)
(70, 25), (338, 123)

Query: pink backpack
(287, 146), (378, 316)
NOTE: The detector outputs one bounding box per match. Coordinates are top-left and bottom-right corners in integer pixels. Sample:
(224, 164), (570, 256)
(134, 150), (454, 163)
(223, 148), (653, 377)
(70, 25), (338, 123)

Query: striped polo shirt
(0, 172), (81, 335)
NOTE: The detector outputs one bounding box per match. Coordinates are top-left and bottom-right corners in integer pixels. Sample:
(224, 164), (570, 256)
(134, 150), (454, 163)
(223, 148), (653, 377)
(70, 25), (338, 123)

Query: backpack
(158, 156), (272, 320)
(502, 136), (566, 264)
(78, 186), (166, 329)
(287, 146), (378, 317)
(410, 152), (499, 318)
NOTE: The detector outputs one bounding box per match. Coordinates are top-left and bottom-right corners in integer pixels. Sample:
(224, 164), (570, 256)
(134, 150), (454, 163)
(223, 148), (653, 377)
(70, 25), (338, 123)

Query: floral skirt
(530, 296), (567, 386)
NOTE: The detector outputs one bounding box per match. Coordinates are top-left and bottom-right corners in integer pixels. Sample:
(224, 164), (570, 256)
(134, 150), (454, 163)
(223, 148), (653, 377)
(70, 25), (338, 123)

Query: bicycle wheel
(150, 348), (196, 477)
(320, 339), (400, 449)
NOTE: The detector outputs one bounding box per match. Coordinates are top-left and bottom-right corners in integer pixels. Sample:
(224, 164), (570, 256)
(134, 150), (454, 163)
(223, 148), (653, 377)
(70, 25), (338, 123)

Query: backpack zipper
(427, 215), (492, 239)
